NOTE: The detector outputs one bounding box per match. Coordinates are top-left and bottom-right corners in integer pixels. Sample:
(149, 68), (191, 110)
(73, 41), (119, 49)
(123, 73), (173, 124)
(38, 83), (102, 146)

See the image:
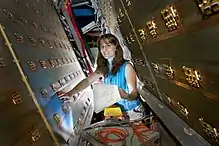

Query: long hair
(96, 34), (126, 75)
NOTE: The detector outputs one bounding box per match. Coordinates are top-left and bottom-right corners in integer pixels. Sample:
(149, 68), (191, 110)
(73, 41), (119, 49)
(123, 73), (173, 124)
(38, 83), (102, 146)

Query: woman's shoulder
(124, 61), (136, 74)
(119, 61), (135, 74)
(123, 61), (133, 68)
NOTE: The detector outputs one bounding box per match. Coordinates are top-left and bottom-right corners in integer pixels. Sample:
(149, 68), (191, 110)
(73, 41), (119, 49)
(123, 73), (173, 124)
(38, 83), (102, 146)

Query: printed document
(93, 83), (122, 113)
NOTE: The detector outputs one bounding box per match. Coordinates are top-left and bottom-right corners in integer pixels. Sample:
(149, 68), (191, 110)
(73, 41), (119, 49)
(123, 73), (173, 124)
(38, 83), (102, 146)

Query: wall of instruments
(100, 0), (219, 145)
(0, 0), (94, 145)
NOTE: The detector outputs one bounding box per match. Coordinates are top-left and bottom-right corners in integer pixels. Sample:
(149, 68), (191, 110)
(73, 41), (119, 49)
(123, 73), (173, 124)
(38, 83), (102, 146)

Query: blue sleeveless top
(104, 61), (141, 111)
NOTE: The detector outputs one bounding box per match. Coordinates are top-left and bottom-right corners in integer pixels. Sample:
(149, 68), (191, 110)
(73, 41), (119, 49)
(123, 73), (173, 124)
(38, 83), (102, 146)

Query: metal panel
(8, 113), (56, 146)
(0, 0), (94, 145)
(68, 88), (94, 146)
(0, 25), (56, 146)
(111, 0), (219, 145)
(138, 87), (211, 146)
(114, 0), (162, 98)
(140, 1), (219, 145)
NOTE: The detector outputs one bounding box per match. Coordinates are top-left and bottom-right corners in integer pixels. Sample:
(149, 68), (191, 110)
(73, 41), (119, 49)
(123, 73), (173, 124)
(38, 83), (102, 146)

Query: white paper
(93, 83), (122, 113)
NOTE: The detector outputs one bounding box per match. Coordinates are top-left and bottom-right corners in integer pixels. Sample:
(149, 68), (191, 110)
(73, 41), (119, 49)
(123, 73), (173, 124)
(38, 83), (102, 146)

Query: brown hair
(96, 33), (126, 75)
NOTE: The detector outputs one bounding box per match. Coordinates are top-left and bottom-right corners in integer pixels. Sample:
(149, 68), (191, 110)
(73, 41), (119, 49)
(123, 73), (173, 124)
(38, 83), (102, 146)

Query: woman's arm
(64, 71), (103, 97)
(119, 63), (139, 100)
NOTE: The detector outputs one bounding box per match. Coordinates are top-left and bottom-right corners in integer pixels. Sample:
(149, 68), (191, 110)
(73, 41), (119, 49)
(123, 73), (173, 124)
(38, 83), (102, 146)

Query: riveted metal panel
(0, 27), (56, 146)
(0, 0), (94, 145)
(112, 0), (219, 145)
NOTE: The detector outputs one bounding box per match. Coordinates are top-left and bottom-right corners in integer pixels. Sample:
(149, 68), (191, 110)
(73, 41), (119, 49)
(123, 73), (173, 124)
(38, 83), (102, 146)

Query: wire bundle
(130, 123), (154, 146)
(95, 127), (128, 145)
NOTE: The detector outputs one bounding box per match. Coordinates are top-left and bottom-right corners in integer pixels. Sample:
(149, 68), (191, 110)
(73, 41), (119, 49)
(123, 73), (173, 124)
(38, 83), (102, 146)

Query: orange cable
(129, 123), (155, 146)
(95, 127), (128, 144)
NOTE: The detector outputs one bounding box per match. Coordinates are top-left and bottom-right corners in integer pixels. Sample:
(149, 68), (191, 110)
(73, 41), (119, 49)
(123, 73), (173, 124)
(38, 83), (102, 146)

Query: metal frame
(62, 4), (94, 70)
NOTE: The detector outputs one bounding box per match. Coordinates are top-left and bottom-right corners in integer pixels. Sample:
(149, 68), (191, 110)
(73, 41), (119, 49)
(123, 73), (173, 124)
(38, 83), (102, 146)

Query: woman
(60, 33), (145, 121)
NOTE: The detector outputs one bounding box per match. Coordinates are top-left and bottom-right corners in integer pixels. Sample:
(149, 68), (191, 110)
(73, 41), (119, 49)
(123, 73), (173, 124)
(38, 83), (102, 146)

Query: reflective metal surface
(0, 0), (94, 145)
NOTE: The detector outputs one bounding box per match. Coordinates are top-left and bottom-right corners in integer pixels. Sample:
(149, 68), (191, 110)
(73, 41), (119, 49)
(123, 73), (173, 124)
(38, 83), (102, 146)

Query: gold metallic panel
(56, 59), (62, 66)
(10, 91), (22, 105)
(50, 84), (58, 92)
(29, 126), (41, 143)
(39, 60), (47, 69)
(53, 113), (61, 125)
(138, 28), (147, 40)
(19, 16), (28, 24)
(177, 102), (189, 118)
(197, 0), (219, 17)
(41, 88), (49, 98)
(14, 33), (24, 43)
(27, 61), (36, 71)
(2, 8), (14, 21)
(49, 59), (55, 67)
(125, 0), (132, 7)
(182, 66), (202, 88)
(28, 36), (37, 45)
(147, 18), (158, 38)
(199, 117), (219, 142)
(163, 64), (175, 80)
(161, 5), (180, 31)
(39, 39), (46, 45)
(32, 21), (39, 29)
(0, 57), (7, 68)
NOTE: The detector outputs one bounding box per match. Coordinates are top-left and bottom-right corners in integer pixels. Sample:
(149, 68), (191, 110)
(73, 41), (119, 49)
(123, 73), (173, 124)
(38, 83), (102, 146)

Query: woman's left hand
(118, 88), (129, 99)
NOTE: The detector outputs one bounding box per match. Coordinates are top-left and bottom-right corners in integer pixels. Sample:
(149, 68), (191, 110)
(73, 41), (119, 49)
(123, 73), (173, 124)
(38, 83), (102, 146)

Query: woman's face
(99, 39), (116, 60)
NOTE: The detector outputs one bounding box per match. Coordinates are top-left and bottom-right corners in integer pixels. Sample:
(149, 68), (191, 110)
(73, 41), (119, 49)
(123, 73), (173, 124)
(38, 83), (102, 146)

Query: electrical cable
(130, 121), (153, 146)
(95, 127), (128, 145)
(83, 119), (156, 146)
(84, 113), (152, 131)
(129, 122), (155, 146)
(83, 119), (128, 130)
(83, 120), (130, 145)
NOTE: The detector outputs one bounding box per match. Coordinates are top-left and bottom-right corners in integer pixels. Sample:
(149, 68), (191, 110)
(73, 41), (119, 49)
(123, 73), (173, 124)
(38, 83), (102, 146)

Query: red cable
(65, 1), (93, 74)
(95, 128), (128, 145)
(95, 123), (155, 145)
(129, 123), (155, 146)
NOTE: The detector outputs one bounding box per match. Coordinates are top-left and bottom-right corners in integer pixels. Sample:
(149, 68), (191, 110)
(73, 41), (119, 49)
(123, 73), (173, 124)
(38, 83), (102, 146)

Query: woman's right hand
(57, 91), (73, 100)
